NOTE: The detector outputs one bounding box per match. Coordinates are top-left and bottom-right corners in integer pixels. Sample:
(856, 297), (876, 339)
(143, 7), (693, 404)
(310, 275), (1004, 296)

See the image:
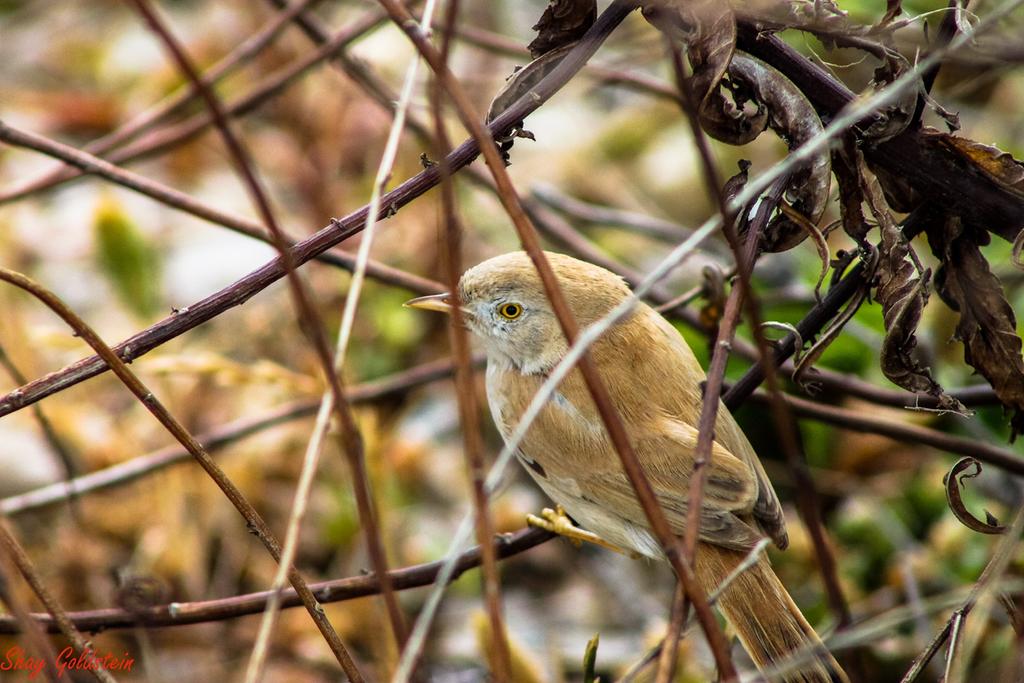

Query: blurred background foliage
(1, 0), (1024, 681)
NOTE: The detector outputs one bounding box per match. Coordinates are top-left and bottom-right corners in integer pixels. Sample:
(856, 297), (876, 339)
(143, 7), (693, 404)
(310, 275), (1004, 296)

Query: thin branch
(0, 120), (443, 296)
(0, 267), (364, 682)
(126, 0), (405, 663)
(376, 2), (739, 679)
(530, 182), (694, 244)
(0, 520), (116, 682)
(753, 391), (1024, 477)
(0, 527), (554, 634)
(655, 583), (689, 683)
(430, 0), (511, 679)
(1, 356), (470, 517)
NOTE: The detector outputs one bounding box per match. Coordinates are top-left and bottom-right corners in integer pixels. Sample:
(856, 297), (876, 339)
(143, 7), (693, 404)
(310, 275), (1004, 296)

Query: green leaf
(583, 633), (600, 683)
(93, 199), (162, 318)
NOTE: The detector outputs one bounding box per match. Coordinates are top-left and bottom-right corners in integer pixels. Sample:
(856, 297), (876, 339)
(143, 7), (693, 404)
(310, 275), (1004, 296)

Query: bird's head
(405, 251), (631, 374)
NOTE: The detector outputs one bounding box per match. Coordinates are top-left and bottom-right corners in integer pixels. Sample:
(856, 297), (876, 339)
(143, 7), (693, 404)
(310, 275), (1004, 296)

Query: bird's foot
(526, 506), (627, 555)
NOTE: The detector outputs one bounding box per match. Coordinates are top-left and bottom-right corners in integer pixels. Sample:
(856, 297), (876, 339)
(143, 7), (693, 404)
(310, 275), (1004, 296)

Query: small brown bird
(408, 251), (846, 682)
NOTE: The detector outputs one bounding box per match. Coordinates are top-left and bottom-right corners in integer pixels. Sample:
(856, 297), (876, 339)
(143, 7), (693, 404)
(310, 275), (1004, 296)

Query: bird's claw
(526, 505), (627, 555)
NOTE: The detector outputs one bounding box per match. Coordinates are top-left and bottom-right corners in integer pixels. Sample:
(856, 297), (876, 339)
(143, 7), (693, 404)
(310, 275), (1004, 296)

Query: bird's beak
(403, 293), (453, 314)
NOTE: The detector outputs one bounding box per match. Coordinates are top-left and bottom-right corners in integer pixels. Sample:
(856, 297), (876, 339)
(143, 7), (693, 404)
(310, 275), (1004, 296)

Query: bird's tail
(694, 543), (849, 683)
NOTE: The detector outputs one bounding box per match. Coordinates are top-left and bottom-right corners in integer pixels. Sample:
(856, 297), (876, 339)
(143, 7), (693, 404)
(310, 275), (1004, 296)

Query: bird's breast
(485, 360), (609, 468)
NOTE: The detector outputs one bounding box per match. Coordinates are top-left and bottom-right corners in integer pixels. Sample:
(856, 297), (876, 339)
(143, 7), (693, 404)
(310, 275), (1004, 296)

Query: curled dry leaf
(863, 176), (964, 412)
(527, 0), (596, 59)
(642, 2), (830, 251)
(722, 158), (752, 206)
(486, 0), (599, 160)
(831, 134), (870, 244)
(643, 0), (767, 144)
(486, 43), (576, 160)
(927, 216), (1024, 438)
(861, 53), (919, 144)
(727, 54), (831, 251)
(943, 457), (1007, 535)
(778, 201), (830, 300)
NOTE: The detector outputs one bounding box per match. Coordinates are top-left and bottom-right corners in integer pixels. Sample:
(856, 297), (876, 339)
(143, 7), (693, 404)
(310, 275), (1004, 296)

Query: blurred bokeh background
(2, 0), (1024, 680)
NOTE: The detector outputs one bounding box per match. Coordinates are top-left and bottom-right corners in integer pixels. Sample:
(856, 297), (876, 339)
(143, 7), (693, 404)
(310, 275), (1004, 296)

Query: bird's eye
(498, 303), (522, 320)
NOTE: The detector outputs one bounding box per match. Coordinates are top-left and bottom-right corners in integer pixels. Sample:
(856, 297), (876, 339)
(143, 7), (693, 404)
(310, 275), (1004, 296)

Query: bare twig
(0, 120), (443, 295)
(531, 182), (694, 243)
(1, 356), (471, 517)
(126, 0), (404, 664)
(0, 267), (364, 681)
(944, 458), (1008, 535)
(0, 527), (554, 634)
(430, 0), (511, 679)
(0, 520), (116, 682)
(378, 2), (738, 678)
(749, 392), (1024, 477)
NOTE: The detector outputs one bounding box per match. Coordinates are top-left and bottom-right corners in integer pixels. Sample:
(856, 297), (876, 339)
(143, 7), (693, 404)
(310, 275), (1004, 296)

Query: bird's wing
(577, 416), (765, 551)
(714, 408), (789, 548)
(635, 308), (789, 548)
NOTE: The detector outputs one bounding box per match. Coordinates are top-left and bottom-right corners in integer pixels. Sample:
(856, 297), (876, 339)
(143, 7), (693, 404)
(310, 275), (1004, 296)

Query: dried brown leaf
(862, 54), (919, 144)
(528, 0), (596, 59)
(486, 43), (576, 160)
(932, 133), (1024, 196)
(722, 158), (751, 206)
(831, 134), (870, 244)
(643, 1), (766, 144)
(943, 457), (1007, 535)
(778, 201), (829, 300)
(878, 0), (903, 28)
(728, 54), (831, 251)
(864, 177), (963, 411)
(928, 216), (1024, 438)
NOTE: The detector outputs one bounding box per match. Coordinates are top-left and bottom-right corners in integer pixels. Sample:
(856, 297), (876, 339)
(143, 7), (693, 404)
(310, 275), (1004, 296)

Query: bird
(406, 251), (847, 682)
